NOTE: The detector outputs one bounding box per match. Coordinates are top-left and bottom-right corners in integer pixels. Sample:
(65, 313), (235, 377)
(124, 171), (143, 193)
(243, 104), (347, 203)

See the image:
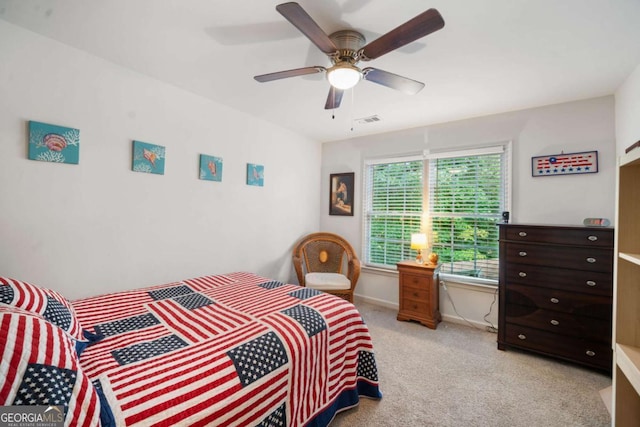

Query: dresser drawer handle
(413, 292), (419, 298)
(550, 298), (559, 304)
(519, 251), (527, 257)
(412, 277), (420, 283)
(586, 280), (596, 287)
(586, 257), (596, 264)
(518, 231), (527, 237)
(588, 235), (598, 241)
(413, 304), (418, 310)
(518, 334), (526, 340)
(550, 319), (560, 326)
(518, 271), (527, 277)
(586, 350), (596, 357)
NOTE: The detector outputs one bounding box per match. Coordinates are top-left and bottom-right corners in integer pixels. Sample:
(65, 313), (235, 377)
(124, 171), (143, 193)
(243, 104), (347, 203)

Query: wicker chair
(292, 232), (361, 303)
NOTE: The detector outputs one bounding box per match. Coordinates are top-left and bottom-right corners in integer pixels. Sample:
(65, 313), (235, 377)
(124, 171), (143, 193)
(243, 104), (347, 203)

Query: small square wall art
(246, 163), (264, 187)
(28, 120), (80, 164)
(199, 154), (223, 182)
(132, 140), (165, 175)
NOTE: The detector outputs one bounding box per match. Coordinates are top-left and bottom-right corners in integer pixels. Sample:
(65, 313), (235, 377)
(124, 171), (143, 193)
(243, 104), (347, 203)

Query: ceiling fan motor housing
(329, 30), (366, 63)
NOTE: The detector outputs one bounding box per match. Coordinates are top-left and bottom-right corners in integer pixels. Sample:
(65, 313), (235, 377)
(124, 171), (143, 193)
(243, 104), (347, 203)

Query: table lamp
(410, 233), (428, 264)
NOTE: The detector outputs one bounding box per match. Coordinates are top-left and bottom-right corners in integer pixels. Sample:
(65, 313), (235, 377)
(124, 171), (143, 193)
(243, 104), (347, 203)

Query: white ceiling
(2, 0), (640, 143)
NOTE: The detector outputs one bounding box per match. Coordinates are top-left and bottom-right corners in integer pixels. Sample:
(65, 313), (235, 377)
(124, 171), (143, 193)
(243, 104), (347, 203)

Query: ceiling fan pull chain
(350, 87), (355, 131)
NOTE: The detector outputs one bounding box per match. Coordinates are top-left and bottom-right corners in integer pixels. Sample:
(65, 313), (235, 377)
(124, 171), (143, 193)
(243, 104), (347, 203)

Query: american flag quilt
(72, 272), (382, 426)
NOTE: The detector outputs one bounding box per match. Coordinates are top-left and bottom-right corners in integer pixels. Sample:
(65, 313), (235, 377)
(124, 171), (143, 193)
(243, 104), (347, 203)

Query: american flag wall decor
(531, 150), (598, 177)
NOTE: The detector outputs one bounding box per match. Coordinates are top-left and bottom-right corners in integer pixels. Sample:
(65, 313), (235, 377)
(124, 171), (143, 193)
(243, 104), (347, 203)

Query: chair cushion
(305, 273), (351, 290)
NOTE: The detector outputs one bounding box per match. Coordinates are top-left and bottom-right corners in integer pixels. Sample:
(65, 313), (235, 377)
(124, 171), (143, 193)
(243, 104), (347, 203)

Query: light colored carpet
(332, 301), (611, 427)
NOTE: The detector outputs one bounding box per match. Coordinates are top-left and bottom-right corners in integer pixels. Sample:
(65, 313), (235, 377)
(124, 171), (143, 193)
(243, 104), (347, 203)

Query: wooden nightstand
(396, 260), (441, 329)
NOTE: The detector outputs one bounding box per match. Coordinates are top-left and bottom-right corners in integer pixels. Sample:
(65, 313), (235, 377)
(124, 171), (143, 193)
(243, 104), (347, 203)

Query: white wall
(615, 64), (640, 155)
(321, 96), (616, 327)
(0, 21), (321, 299)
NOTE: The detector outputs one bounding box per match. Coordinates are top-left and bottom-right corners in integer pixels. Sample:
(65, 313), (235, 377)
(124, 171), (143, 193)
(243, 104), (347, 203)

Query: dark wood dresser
(497, 224), (614, 372)
(396, 260), (441, 329)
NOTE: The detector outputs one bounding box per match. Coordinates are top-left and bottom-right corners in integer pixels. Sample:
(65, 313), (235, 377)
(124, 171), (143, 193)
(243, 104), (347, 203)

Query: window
(363, 144), (510, 283)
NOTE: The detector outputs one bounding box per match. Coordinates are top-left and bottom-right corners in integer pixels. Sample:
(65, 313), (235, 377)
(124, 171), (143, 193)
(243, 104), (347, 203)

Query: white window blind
(363, 157), (424, 268)
(362, 144), (510, 282)
(427, 144), (510, 281)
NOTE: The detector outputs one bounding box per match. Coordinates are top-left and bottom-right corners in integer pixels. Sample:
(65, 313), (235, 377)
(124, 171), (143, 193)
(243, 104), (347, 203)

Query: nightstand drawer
(505, 263), (612, 296)
(504, 324), (611, 370)
(504, 226), (613, 247)
(505, 284), (612, 320)
(402, 287), (430, 302)
(401, 298), (429, 315)
(401, 273), (430, 289)
(505, 304), (611, 342)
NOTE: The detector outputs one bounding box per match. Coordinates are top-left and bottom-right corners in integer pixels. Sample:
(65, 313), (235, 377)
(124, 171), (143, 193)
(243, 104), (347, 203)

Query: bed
(0, 272), (382, 426)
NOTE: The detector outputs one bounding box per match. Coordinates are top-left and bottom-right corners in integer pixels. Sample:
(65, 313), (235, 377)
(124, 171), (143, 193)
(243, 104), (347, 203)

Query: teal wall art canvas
(246, 163), (264, 187)
(199, 154), (223, 181)
(28, 120), (80, 164)
(132, 140), (165, 175)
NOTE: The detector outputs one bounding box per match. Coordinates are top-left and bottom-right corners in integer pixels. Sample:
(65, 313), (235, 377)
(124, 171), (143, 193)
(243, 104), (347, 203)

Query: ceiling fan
(254, 2), (445, 110)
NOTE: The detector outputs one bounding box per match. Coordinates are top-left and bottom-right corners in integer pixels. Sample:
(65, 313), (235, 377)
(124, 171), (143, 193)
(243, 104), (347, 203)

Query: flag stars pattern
(0, 285), (14, 304)
(356, 351), (379, 381)
(95, 313), (160, 337)
(112, 334), (188, 365)
(43, 297), (72, 331)
(173, 293), (214, 310)
(288, 288), (322, 301)
(281, 305), (326, 337)
(148, 285), (194, 301)
(13, 363), (76, 417)
(227, 332), (288, 387)
(258, 281), (287, 290)
(257, 403), (287, 427)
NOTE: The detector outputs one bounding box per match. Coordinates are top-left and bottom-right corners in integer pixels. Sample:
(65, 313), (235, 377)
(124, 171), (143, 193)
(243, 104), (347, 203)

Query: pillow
(0, 277), (102, 354)
(0, 306), (102, 426)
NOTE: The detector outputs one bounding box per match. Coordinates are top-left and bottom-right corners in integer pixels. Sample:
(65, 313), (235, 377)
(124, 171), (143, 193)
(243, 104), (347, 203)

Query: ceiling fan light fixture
(327, 63), (361, 90)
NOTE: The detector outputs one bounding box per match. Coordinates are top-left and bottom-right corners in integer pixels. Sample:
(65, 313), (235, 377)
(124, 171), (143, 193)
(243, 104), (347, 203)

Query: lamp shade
(410, 233), (428, 250)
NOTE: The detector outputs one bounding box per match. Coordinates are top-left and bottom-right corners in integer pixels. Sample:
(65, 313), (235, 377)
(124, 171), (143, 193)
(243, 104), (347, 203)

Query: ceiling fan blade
(362, 67), (425, 95)
(325, 86), (344, 109)
(276, 2), (337, 54)
(360, 8), (444, 60)
(254, 66), (325, 82)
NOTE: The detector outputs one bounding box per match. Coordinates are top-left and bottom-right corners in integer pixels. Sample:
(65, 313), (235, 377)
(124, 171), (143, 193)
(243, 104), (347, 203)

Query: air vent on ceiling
(354, 115), (382, 125)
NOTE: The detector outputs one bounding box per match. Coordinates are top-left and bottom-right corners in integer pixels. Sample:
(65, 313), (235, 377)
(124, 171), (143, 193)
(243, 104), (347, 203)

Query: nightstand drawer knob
(550, 319), (560, 326)
(518, 231), (527, 237)
(518, 334), (526, 340)
(586, 257), (596, 263)
(586, 350), (596, 357)
(518, 271), (527, 277)
(586, 280), (596, 287)
(550, 298), (559, 304)
(519, 251), (527, 257)
(588, 235), (598, 241)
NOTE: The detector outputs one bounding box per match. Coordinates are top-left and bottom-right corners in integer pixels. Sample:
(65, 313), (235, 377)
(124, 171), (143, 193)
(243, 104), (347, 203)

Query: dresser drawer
(504, 226), (613, 247)
(400, 273), (431, 290)
(505, 284), (612, 320)
(505, 263), (612, 296)
(504, 324), (612, 371)
(505, 304), (611, 342)
(504, 244), (613, 272)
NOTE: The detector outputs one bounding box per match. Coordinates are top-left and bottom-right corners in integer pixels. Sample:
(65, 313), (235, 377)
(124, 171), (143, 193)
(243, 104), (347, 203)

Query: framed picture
(531, 150), (598, 177)
(132, 140), (165, 175)
(330, 172), (354, 216)
(28, 120), (80, 164)
(246, 163), (264, 186)
(199, 154), (223, 181)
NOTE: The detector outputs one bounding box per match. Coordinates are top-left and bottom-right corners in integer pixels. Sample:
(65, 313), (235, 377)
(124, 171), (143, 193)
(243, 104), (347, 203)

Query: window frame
(362, 142), (511, 286)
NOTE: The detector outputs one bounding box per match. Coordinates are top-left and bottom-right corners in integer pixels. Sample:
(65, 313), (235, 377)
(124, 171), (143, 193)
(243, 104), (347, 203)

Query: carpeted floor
(331, 301), (611, 427)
